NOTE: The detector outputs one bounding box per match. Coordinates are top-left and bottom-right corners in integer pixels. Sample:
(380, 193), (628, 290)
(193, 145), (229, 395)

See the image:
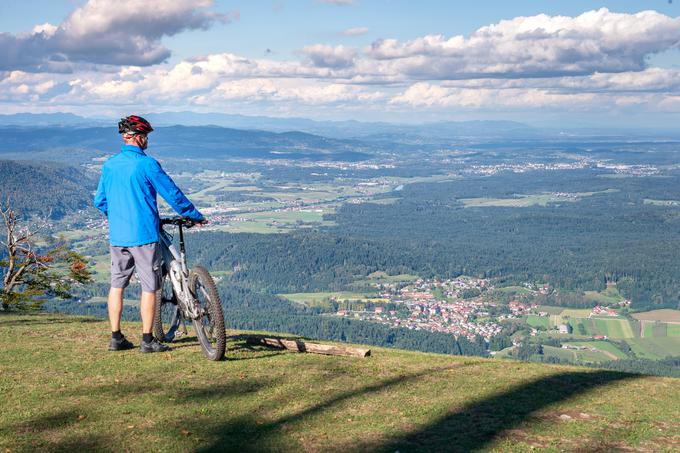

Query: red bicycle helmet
(118, 115), (154, 135)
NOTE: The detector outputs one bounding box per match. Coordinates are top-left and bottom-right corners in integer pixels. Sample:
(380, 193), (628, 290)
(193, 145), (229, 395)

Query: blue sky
(2, 0), (680, 127)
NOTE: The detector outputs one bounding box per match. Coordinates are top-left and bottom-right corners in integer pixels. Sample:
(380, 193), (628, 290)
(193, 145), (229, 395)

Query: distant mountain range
(0, 112), (107, 127)
(2, 112), (678, 144)
(0, 125), (372, 161)
(0, 112), (537, 140)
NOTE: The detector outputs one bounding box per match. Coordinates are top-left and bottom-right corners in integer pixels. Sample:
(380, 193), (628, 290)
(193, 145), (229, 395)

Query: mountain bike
(152, 216), (226, 361)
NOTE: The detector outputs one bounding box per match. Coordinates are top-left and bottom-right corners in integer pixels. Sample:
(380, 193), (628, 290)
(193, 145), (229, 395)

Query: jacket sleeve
(93, 170), (108, 216)
(146, 159), (204, 221)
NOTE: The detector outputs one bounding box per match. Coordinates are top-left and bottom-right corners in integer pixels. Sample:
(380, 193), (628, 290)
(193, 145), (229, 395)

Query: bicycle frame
(158, 224), (201, 320)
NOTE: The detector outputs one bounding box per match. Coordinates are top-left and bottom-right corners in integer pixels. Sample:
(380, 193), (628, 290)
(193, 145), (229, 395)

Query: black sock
(112, 330), (123, 341)
(142, 333), (153, 343)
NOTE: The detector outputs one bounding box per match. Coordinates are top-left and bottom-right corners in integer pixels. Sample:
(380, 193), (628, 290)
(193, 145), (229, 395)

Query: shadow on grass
(183, 368), (635, 452)
(160, 333), (287, 360)
(10, 410), (108, 452)
(13, 410), (80, 433)
(64, 378), (266, 401)
(367, 370), (637, 453)
(190, 363), (478, 452)
(226, 333), (290, 360)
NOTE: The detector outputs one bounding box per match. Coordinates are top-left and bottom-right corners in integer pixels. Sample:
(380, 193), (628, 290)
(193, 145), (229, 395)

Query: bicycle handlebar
(160, 216), (206, 228)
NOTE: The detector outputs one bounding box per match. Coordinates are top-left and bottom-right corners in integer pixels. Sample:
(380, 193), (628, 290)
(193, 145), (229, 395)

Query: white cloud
(318, 0), (355, 5)
(6, 8), (680, 119)
(31, 23), (58, 37)
(0, 0), (230, 72)
(302, 44), (357, 69)
(341, 27), (369, 36)
(365, 8), (680, 79)
(391, 82), (599, 109)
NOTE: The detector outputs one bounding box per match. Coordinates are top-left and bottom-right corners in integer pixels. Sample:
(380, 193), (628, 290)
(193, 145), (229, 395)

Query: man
(94, 115), (205, 353)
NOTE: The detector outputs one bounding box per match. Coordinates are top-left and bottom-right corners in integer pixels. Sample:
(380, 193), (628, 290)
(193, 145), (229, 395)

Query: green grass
(569, 318), (595, 336)
(1, 313), (679, 452)
(540, 345), (578, 361)
(364, 271), (420, 284)
(625, 337), (680, 360)
(496, 286), (533, 295)
(642, 321), (655, 339)
(591, 318), (635, 339)
(540, 345), (616, 364)
(536, 305), (565, 315)
(526, 315), (549, 329)
(279, 292), (384, 309)
(561, 309), (593, 318)
(568, 341), (628, 360)
(87, 254), (110, 284)
(460, 190), (618, 208)
(584, 288), (624, 305)
(668, 324), (680, 337)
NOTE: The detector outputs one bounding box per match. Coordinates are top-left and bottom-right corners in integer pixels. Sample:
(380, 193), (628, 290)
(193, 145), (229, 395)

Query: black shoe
(140, 338), (171, 353)
(109, 336), (134, 351)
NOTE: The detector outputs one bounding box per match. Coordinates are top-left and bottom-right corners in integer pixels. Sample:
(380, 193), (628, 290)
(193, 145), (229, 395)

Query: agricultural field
(567, 341), (628, 360)
(624, 337), (680, 360)
(632, 309), (680, 323)
(459, 189), (618, 208)
(569, 318), (595, 337)
(584, 286), (624, 305)
(540, 345), (614, 364)
(352, 272), (420, 286)
(279, 291), (384, 310)
(591, 317), (635, 339)
(495, 286), (533, 295)
(242, 208), (334, 225)
(536, 305), (565, 315)
(526, 315), (549, 329)
(639, 320), (680, 338)
(563, 317), (636, 339)
(561, 309), (594, 318)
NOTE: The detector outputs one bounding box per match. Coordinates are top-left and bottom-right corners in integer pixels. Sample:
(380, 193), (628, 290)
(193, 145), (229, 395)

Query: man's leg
(133, 242), (169, 352)
(108, 287), (124, 332)
(140, 291), (156, 335)
(108, 246), (135, 351)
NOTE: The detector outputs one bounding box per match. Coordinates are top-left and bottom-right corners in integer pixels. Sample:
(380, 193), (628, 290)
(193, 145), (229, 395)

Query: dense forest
(0, 160), (95, 219)
(323, 170), (680, 310)
(46, 282), (488, 357)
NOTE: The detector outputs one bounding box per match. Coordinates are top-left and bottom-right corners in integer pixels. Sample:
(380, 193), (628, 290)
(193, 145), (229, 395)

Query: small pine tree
(0, 201), (92, 311)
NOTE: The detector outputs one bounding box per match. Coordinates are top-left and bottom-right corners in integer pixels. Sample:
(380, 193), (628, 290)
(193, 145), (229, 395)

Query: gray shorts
(110, 242), (161, 293)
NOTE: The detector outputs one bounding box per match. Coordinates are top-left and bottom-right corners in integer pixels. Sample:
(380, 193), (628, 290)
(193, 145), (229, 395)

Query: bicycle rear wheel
(153, 273), (181, 342)
(189, 266), (226, 361)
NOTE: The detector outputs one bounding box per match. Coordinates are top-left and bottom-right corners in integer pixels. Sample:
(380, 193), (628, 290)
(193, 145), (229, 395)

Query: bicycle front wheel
(153, 272), (181, 342)
(189, 266), (226, 361)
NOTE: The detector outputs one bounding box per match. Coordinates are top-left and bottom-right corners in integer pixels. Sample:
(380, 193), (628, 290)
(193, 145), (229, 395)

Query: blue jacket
(93, 145), (204, 247)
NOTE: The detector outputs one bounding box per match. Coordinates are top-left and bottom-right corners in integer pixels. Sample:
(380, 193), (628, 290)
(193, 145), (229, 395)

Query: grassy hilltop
(0, 313), (678, 452)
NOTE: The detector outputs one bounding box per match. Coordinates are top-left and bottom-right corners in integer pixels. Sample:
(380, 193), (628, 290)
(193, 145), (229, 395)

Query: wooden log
(245, 336), (371, 358)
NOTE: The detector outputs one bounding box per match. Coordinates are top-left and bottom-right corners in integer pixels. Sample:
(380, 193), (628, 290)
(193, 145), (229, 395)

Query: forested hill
(0, 160), (94, 219)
